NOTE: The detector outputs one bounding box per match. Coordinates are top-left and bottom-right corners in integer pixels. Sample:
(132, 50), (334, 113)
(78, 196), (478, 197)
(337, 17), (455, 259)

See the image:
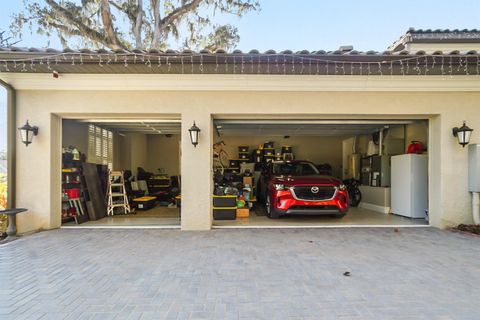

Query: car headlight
(338, 184), (347, 191)
(274, 184), (285, 191)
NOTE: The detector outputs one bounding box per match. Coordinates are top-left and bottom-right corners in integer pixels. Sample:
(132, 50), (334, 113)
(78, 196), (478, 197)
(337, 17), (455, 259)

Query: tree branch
(151, 0), (161, 48)
(48, 22), (84, 37)
(100, 0), (122, 48)
(134, 0), (144, 48)
(44, 0), (128, 50)
(158, 0), (203, 38)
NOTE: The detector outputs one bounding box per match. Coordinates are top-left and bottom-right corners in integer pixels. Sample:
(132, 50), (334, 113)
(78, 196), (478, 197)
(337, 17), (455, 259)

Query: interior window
(88, 124), (113, 170)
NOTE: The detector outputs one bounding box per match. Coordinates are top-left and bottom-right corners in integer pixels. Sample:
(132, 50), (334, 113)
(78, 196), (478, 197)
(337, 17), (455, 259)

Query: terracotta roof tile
(0, 46), (479, 57)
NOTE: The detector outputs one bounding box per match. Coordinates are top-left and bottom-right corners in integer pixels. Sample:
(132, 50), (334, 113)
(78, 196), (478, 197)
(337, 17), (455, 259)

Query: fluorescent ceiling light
(78, 119), (181, 123)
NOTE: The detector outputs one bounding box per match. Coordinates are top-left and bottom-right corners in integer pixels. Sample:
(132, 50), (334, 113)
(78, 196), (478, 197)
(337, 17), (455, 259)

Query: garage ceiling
(75, 119), (419, 136)
(77, 120), (182, 134)
(214, 120), (416, 136)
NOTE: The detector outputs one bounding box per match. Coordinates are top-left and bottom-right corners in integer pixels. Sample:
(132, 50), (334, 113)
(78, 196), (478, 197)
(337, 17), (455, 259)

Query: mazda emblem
(311, 186), (319, 193)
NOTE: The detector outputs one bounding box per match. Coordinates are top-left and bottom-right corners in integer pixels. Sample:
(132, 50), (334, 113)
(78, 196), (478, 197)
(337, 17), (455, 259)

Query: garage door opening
(60, 118), (181, 228)
(211, 119), (430, 228)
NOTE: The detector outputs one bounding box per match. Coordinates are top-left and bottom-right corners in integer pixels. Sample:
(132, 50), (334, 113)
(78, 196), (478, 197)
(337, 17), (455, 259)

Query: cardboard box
(236, 208), (250, 218)
(243, 176), (253, 186)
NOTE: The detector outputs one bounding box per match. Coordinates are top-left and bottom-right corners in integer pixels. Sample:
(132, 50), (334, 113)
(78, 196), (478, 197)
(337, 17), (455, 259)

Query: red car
(258, 160), (349, 218)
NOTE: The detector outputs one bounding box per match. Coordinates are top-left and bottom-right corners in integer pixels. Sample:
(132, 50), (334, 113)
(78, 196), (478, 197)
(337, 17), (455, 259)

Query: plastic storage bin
(212, 195), (237, 207)
(213, 207), (236, 220)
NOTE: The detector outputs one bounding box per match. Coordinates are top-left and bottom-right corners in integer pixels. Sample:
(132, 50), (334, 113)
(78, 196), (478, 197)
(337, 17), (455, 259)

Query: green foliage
(10, 0), (260, 51)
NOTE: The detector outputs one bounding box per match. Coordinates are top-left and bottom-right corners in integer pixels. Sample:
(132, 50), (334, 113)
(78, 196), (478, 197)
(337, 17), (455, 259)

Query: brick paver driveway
(1, 228), (479, 320)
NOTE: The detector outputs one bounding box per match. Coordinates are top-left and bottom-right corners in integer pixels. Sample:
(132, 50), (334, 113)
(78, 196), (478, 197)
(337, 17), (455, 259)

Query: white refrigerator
(391, 154), (428, 218)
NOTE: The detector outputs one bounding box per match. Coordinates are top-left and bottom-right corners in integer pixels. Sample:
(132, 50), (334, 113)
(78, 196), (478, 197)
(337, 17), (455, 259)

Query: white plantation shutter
(87, 124), (114, 168)
(107, 131), (113, 170)
(88, 125), (96, 163)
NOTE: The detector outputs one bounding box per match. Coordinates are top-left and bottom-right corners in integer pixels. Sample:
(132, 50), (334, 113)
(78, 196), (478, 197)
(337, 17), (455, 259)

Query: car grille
(288, 205), (338, 211)
(291, 186), (336, 201)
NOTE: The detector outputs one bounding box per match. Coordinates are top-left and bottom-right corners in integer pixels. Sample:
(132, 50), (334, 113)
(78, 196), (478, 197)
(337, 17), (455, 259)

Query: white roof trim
(1, 73), (480, 92)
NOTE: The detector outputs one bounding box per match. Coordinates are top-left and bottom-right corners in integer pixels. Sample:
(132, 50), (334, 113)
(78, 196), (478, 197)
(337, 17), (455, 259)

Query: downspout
(0, 79), (16, 209)
(473, 192), (480, 225)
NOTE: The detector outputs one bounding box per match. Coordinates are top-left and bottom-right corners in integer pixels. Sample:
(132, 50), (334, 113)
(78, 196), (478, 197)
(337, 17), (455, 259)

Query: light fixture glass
(18, 120), (39, 147)
(188, 122), (201, 147)
(453, 121), (473, 147)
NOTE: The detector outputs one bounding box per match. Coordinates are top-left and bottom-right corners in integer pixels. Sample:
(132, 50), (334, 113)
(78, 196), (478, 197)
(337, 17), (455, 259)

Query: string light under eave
(0, 52), (479, 76)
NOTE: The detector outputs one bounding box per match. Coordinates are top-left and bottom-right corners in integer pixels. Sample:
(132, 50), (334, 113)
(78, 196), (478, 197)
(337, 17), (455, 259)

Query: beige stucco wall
(6, 74), (480, 232)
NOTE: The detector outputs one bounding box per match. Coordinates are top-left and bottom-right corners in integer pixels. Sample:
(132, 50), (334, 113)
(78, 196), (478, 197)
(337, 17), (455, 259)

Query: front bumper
(272, 188), (349, 216)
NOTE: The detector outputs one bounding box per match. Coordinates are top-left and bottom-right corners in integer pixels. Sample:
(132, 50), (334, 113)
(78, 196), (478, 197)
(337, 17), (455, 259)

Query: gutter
(0, 79), (16, 209)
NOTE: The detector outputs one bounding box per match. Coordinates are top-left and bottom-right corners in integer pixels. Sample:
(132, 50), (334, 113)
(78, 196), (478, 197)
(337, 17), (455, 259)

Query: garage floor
(62, 206), (181, 228)
(213, 207), (429, 228)
(62, 206), (428, 228)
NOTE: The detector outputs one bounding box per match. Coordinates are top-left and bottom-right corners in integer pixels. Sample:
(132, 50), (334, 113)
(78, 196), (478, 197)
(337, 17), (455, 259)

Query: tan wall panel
(146, 134), (181, 176)
(61, 119), (89, 154)
(128, 133), (148, 174)
(219, 135), (344, 178)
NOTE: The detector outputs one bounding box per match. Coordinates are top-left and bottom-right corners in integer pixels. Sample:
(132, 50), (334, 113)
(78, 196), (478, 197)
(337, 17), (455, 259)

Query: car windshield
(272, 162), (319, 176)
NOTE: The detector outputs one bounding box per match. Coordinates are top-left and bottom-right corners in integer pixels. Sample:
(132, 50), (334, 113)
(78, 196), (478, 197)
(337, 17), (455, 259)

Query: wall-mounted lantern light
(188, 121), (201, 147)
(18, 120), (39, 147)
(452, 121), (473, 147)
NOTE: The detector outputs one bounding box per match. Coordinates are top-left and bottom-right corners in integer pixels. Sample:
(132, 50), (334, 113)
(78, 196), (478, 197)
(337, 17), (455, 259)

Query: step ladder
(106, 171), (131, 216)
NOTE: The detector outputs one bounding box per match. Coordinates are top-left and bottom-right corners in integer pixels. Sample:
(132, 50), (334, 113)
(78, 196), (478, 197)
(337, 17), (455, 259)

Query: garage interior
(61, 118), (181, 227)
(212, 119), (430, 227)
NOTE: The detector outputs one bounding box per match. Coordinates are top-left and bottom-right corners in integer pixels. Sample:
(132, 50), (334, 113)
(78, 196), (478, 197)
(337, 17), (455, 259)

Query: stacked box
(229, 159), (240, 168)
(239, 153), (249, 160)
(264, 141), (274, 149)
(213, 195), (236, 207)
(238, 146), (250, 162)
(213, 208), (236, 220)
(213, 195), (237, 220)
(253, 149), (263, 163)
(263, 148), (275, 156)
(236, 208), (250, 218)
(281, 146), (292, 154)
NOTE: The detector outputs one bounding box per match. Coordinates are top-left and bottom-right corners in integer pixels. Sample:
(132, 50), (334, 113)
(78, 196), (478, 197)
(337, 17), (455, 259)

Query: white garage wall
(129, 133), (148, 175)
(113, 133), (131, 172)
(113, 133), (181, 177)
(146, 134), (181, 176)
(406, 122), (429, 151)
(219, 135), (344, 178)
(62, 119), (89, 155)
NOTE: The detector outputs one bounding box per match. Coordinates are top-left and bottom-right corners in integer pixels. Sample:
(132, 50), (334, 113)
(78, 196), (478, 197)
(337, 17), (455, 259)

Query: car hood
(272, 175), (341, 186)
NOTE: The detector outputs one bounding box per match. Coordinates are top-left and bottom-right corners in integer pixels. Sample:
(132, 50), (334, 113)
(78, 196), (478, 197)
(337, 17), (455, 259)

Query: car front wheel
(265, 195), (280, 219)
